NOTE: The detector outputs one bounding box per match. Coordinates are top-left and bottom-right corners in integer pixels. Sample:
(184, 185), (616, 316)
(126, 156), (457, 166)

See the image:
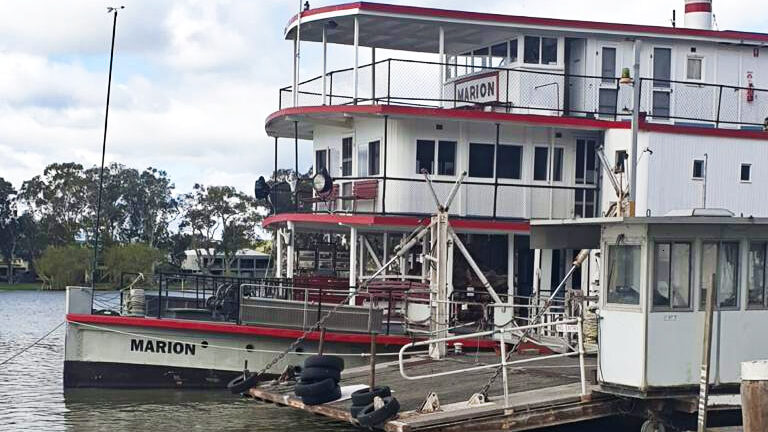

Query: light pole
(92, 6), (124, 288)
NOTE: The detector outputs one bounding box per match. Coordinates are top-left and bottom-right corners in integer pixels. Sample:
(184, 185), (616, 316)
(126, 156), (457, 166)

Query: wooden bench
(339, 179), (378, 211)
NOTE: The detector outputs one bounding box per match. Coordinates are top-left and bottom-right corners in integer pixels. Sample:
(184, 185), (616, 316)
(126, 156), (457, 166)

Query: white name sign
(455, 72), (499, 104)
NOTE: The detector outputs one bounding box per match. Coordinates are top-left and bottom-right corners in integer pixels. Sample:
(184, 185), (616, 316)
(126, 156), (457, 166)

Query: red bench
(303, 184), (339, 212)
(339, 179), (378, 211)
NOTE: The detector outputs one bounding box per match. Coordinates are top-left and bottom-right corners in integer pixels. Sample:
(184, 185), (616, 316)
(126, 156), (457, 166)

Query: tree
(0, 178), (18, 283)
(180, 184), (262, 275)
(35, 245), (91, 290)
(103, 243), (164, 282)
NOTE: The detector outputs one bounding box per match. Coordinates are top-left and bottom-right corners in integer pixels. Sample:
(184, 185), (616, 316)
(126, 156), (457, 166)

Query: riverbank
(0, 282), (42, 291)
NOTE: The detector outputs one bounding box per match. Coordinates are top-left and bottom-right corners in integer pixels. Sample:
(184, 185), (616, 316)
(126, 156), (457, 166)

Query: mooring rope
(0, 321), (65, 366)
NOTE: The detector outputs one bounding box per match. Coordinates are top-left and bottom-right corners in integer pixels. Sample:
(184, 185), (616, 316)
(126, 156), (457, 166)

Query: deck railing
(279, 58), (768, 129)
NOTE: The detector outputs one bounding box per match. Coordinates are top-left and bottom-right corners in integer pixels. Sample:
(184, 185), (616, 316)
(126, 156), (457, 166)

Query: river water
(0, 290), (637, 432)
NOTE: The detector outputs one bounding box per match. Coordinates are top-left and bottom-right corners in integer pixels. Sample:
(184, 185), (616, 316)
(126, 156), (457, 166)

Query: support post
(493, 123), (500, 218)
(382, 115), (388, 213)
(349, 226), (358, 305)
(353, 16), (359, 105)
(429, 211), (449, 360)
(697, 273), (717, 432)
(438, 26), (445, 108)
(742, 360), (768, 432)
(322, 24), (327, 105)
(273, 137), (278, 181)
(318, 327), (326, 355)
(629, 39), (642, 215)
(371, 47), (376, 103)
(499, 336), (510, 407)
(369, 333), (377, 389)
(293, 1), (301, 108)
(276, 228), (283, 278)
(286, 222), (295, 279)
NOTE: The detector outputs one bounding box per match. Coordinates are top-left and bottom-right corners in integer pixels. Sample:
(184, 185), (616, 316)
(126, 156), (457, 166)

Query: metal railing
(398, 317), (588, 406)
(280, 58), (768, 129)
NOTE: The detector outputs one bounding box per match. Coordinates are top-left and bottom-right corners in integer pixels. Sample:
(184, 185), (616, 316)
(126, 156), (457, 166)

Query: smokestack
(684, 0), (713, 30)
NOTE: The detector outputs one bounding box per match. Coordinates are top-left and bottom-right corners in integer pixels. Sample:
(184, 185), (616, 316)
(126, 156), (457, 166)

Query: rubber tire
(300, 366), (341, 383)
(304, 355), (344, 371)
(356, 396), (400, 428)
(349, 404), (367, 419)
(294, 377), (337, 398)
(351, 386), (391, 407)
(301, 384), (341, 406)
(227, 372), (259, 394)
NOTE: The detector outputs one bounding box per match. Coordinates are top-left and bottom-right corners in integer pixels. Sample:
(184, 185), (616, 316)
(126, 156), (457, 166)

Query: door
(565, 38), (587, 116)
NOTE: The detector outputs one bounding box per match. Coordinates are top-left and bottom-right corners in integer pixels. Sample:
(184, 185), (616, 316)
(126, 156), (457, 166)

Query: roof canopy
(286, 2), (768, 53)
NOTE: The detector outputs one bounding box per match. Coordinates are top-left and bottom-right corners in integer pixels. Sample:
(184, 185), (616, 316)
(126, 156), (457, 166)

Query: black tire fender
(301, 384), (342, 406)
(227, 372), (260, 394)
(351, 386), (391, 407)
(300, 366), (341, 383)
(294, 377), (337, 397)
(356, 396), (400, 428)
(304, 354), (344, 371)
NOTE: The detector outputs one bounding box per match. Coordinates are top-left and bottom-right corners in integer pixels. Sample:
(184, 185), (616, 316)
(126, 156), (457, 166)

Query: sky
(1, 0), (766, 195)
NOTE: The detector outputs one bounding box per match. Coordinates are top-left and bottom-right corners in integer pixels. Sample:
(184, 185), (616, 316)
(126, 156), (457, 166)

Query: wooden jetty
(248, 353), (625, 431)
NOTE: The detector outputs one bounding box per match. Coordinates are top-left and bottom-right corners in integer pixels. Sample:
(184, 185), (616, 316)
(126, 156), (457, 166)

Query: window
(601, 47), (616, 83)
(741, 164), (752, 182)
(607, 245), (641, 305)
(358, 142), (368, 177)
(524, 36), (558, 65)
(239, 258), (255, 269)
(472, 47), (489, 71)
(614, 150), (627, 174)
(574, 139), (597, 218)
(652, 91), (670, 118)
(437, 141), (456, 176)
(552, 148), (564, 182)
(368, 140), (380, 176)
(653, 242), (692, 309)
(686, 57), (703, 81)
(458, 52), (471, 76)
(469, 143), (494, 178)
(416, 140), (435, 174)
(653, 47), (672, 87)
(491, 42), (508, 67)
(497, 145), (522, 179)
(509, 39), (518, 63)
(599, 88), (618, 116)
(342, 137), (353, 177)
(749, 242), (767, 307)
(533, 147), (549, 181)
(341, 182), (353, 210)
(700, 242), (740, 309)
(315, 149), (328, 174)
(692, 159), (704, 179)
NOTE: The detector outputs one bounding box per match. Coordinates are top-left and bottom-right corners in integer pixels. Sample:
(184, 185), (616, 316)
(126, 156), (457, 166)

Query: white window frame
(685, 55), (704, 82)
(651, 45), (674, 122)
(599, 44), (619, 86)
(367, 138), (382, 177)
(692, 159), (705, 180)
(740, 163), (752, 183)
(551, 146), (565, 183)
(523, 35), (559, 66)
(341, 135), (354, 177)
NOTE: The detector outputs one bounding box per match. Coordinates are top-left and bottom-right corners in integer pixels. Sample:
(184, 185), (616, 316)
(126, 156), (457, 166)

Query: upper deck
(267, 2), (768, 138)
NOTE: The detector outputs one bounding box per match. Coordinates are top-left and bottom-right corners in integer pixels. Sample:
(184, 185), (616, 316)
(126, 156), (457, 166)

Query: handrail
(398, 317), (588, 405)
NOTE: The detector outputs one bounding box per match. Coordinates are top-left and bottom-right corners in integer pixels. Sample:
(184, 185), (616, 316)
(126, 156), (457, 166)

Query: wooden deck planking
(248, 353), (610, 431)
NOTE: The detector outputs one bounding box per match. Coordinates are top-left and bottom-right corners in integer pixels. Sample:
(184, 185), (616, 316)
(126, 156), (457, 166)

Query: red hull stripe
(286, 2), (768, 45)
(66, 313), (499, 349)
(639, 121), (768, 141)
(685, 3), (712, 13)
(261, 212), (530, 231)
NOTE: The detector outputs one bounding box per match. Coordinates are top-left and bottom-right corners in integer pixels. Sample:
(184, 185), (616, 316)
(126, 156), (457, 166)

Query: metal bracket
(418, 392), (441, 413)
(277, 364), (297, 384)
(373, 395), (386, 410)
(466, 393), (486, 407)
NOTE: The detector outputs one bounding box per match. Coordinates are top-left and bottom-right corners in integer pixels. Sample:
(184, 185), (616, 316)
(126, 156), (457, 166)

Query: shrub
(35, 246), (91, 290)
(103, 243), (164, 282)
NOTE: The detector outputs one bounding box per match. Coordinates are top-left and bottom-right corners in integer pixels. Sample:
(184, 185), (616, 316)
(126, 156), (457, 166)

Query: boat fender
(351, 386), (391, 407)
(227, 372), (260, 394)
(300, 366), (341, 383)
(303, 354), (344, 371)
(294, 377), (337, 397)
(356, 396), (400, 428)
(300, 384), (342, 406)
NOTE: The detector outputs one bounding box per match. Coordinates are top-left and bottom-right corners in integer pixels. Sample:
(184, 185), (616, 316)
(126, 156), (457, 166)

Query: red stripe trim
(66, 313), (499, 348)
(639, 121), (768, 141)
(261, 212), (530, 232)
(286, 2), (768, 45)
(266, 105), (628, 131)
(685, 3), (712, 13)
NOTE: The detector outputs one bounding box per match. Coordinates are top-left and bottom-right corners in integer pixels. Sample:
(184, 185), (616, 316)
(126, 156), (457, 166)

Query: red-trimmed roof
(262, 212), (530, 232)
(287, 2), (768, 44)
(266, 104), (629, 132)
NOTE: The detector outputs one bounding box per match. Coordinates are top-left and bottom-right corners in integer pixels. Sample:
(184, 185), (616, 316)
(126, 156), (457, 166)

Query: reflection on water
(0, 291), (354, 432)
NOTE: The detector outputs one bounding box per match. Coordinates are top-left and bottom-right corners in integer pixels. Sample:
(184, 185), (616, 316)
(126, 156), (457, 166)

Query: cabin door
(565, 38), (587, 116)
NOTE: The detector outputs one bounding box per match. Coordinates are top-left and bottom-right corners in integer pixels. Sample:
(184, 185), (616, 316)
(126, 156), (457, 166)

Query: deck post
(322, 23), (327, 105)
(499, 336), (510, 406)
(697, 273), (717, 432)
(286, 222), (295, 279)
(371, 47), (376, 103)
(429, 211), (449, 360)
(742, 360), (768, 432)
(276, 228), (283, 278)
(318, 327), (326, 355)
(438, 26), (445, 108)
(369, 333), (377, 389)
(577, 316), (588, 397)
(353, 16), (359, 104)
(628, 38), (642, 214)
(349, 226), (358, 305)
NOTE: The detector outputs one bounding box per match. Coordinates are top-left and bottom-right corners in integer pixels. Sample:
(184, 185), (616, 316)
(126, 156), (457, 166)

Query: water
(0, 291), (639, 432)
(0, 291), (355, 432)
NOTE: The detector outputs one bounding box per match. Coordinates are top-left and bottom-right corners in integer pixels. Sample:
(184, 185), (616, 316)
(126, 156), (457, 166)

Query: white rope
(72, 321), (427, 358)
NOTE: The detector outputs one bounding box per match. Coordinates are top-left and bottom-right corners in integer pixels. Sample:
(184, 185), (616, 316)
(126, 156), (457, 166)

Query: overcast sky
(1, 0), (765, 194)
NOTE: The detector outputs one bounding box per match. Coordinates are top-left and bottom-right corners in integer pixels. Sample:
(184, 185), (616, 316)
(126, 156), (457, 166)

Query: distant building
(181, 249), (270, 278)
(0, 257), (30, 282)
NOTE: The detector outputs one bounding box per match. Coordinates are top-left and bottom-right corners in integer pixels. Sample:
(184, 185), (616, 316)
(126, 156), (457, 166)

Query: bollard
(741, 360), (768, 432)
(369, 333), (377, 390)
(318, 327), (327, 355)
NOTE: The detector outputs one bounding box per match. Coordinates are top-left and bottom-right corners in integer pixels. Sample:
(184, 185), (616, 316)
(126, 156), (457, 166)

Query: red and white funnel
(684, 0), (713, 30)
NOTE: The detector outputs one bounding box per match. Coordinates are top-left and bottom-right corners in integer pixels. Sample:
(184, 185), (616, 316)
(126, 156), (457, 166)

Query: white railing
(397, 318), (588, 406)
